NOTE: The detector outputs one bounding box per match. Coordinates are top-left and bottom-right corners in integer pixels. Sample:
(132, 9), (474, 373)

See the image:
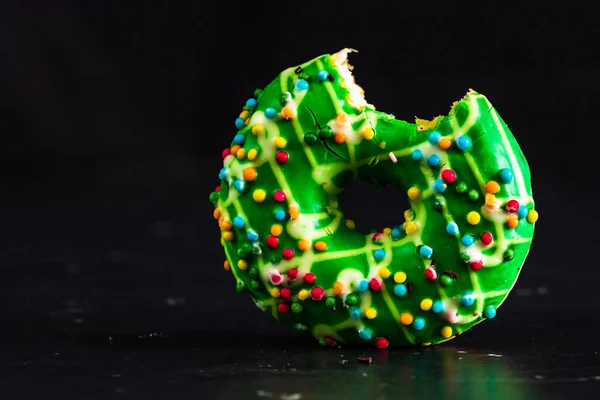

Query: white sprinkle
(487, 353), (503, 358)
(281, 394), (302, 400)
(389, 152), (397, 163)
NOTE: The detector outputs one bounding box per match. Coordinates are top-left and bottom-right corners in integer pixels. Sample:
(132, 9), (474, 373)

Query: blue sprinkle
(499, 168), (513, 183)
(218, 168), (227, 180)
(517, 205), (529, 219)
(373, 249), (386, 262)
(245, 98), (257, 109)
(460, 292), (476, 307)
(411, 149), (423, 161)
(432, 300), (444, 313)
(350, 307), (362, 319)
(296, 79), (309, 91)
(233, 133), (246, 145)
(433, 179), (446, 193)
(446, 222), (459, 236)
(357, 279), (369, 293)
(428, 131), (442, 145)
(484, 305), (497, 319)
(247, 230), (259, 242)
(457, 135), (472, 151)
(234, 178), (246, 192)
(461, 235), (475, 247)
(233, 216), (246, 229)
(391, 228), (402, 238)
(235, 117), (246, 130)
(427, 154), (440, 167)
(265, 108), (277, 119)
(274, 209), (286, 221)
(358, 328), (372, 340)
(412, 317), (426, 331)
(317, 70), (329, 82)
(393, 284), (407, 297)
(419, 245), (433, 259)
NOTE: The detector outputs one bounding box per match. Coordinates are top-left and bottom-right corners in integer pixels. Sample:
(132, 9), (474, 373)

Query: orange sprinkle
(438, 137), (452, 150)
(314, 241), (328, 251)
(230, 145), (241, 156)
(270, 224), (283, 237)
(485, 180), (500, 194)
(220, 220), (232, 231)
(289, 205), (300, 219)
(335, 112), (349, 124)
(243, 167), (257, 182)
(298, 239), (309, 252)
(400, 312), (414, 325)
(333, 281), (344, 296)
(506, 215), (519, 229)
(213, 208), (221, 220)
(485, 193), (496, 209)
(223, 260), (230, 271)
(218, 214), (225, 224)
(333, 133), (346, 144)
(280, 105), (295, 120)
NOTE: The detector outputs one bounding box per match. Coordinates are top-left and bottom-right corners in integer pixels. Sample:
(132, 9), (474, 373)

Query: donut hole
(338, 180), (409, 234)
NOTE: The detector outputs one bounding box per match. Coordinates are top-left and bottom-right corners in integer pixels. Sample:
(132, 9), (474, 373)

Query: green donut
(210, 48), (537, 348)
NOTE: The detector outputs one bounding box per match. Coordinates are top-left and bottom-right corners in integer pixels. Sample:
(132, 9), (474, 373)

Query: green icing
(211, 49), (537, 347)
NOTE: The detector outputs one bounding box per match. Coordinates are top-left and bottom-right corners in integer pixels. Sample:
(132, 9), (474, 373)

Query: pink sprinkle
(425, 267), (437, 281)
(389, 152), (397, 163)
(269, 270), (282, 285)
(446, 311), (461, 324)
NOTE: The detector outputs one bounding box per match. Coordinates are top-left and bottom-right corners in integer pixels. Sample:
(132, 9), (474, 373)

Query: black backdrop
(0, 0), (598, 341)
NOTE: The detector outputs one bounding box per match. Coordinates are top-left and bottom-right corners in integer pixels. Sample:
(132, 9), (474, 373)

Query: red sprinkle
(287, 268), (298, 280)
(310, 286), (325, 300)
(276, 151), (289, 164)
(270, 271), (282, 285)
(277, 303), (290, 313)
(282, 248), (294, 260)
(441, 169), (456, 183)
(266, 236), (279, 249)
(323, 337), (336, 346)
(425, 267), (437, 281)
(375, 337), (389, 349)
(215, 186), (221, 192)
(273, 190), (287, 202)
(221, 148), (231, 159)
(280, 287), (292, 299)
(303, 272), (316, 284)
(470, 260), (483, 271)
(369, 277), (383, 291)
(506, 199), (519, 213)
(480, 232), (493, 246)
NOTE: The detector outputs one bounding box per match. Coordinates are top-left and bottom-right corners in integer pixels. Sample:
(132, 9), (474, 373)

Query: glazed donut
(210, 49), (537, 348)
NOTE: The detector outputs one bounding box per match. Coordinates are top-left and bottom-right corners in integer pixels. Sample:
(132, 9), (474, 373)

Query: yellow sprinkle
(333, 281), (344, 296)
(243, 167), (257, 182)
(346, 219), (356, 229)
(289, 205), (300, 219)
(280, 106), (295, 120)
(237, 260), (248, 270)
(404, 221), (418, 234)
(404, 209), (415, 221)
(223, 260), (230, 271)
(298, 239), (309, 252)
(362, 127), (375, 140)
(251, 124), (264, 136)
(400, 312), (414, 325)
(222, 231), (234, 241)
(333, 133), (346, 144)
(252, 189), (266, 203)
(485, 193), (496, 209)
(527, 210), (539, 224)
(365, 307), (377, 319)
(314, 240), (328, 251)
(394, 272), (407, 283)
(438, 137), (452, 150)
(270, 288), (280, 298)
(247, 148), (258, 160)
(485, 180), (500, 194)
(441, 326), (452, 338)
(236, 148), (247, 160)
(213, 208), (221, 220)
(383, 227), (392, 236)
(467, 211), (481, 225)
(420, 298), (433, 311)
(273, 136), (287, 149)
(270, 224), (283, 237)
(507, 215), (519, 229)
(407, 187), (421, 200)
(378, 267), (391, 279)
(239, 110), (250, 120)
(298, 289), (310, 301)
(378, 141), (387, 149)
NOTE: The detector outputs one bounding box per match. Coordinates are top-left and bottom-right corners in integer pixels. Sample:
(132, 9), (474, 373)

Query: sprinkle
(221, 231), (234, 242)
(441, 169), (456, 183)
(230, 145), (241, 157)
(294, 66), (302, 74)
(235, 118), (245, 130)
(369, 278), (383, 291)
(499, 168), (513, 183)
(432, 300), (444, 313)
(365, 308), (377, 319)
(484, 305), (497, 319)
(358, 329), (372, 340)
(407, 187), (421, 200)
(412, 318), (426, 330)
(266, 236), (279, 249)
(303, 272), (316, 284)
(393, 284), (407, 297)
(318, 126), (333, 140)
(507, 215), (519, 228)
(446, 222), (459, 235)
(441, 326), (453, 338)
(362, 127), (375, 140)
(326, 297), (336, 307)
(223, 260), (230, 271)
(350, 307), (362, 319)
(391, 228), (402, 238)
(400, 312), (414, 325)
(233, 216), (245, 229)
(527, 210), (539, 223)
(233, 133), (246, 145)
(251, 124), (264, 136)
(386, 272), (403, 287)
(296, 79), (309, 91)
(460, 292), (476, 306)
(280, 106), (295, 120)
(297, 239), (309, 252)
(467, 211), (481, 225)
(274, 209), (286, 221)
(247, 149), (258, 160)
(427, 154), (441, 168)
(419, 245), (433, 259)
(456, 136), (471, 151)
(221, 148), (231, 159)
(275, 151), (289, 164)
(236, 148), (247, 160)
(373, 249), (386, 262)
(289, 205), (300, 219)
(382, 227), (392, 237)
(270, 224), (283, 237)
(346, 219), (356, 229)
(517, 205), (529, 219)
(433, 179), (446, 193)
(317, 70), (329, 81)
(264, 108), (277, 119)
(269, 270), (283, 285)
(310, 286), (325, 300)
(212, 208), (220, 220)
(424, 267), (437, 280)
(420, 298), (433, 311)
(440, 275), (453, 287)
(411, 149), (423, 161)
(333, 282), (344, 296)
(270, 288), (280, 298)
(291, 303), (303, 313)
(470, 260), (483, 270)
(461, 235), (475, 246)
(357, 279), (369, 292)
(314, 241), (328, 251)
(247, 230), (259, 242)
(273, 136), (287, 148)
(467, 189), (480, 202)
(245, 98), (257, 108)
(378, 267), (391, 279)
(455, 181), (467, 194)
(485, 180), (500, 194)
(287, 268), (298, 280)
(282, 248), (294, 260)
(404, 221), (418, 234)
(252, 189), (267, 203)
(298, 289), (310, 300)
(273, 190), (286, 202)
(480, 232), (493, 246)
(485, 193), (496, 209)
(428, 131), (441, 144)
(277, 303), (290, 314)
(438, 137), (452, 150)
(389, 152), (397, 163)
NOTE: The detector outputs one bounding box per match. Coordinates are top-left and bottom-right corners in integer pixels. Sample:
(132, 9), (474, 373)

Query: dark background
(0, 1), (599, 399)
